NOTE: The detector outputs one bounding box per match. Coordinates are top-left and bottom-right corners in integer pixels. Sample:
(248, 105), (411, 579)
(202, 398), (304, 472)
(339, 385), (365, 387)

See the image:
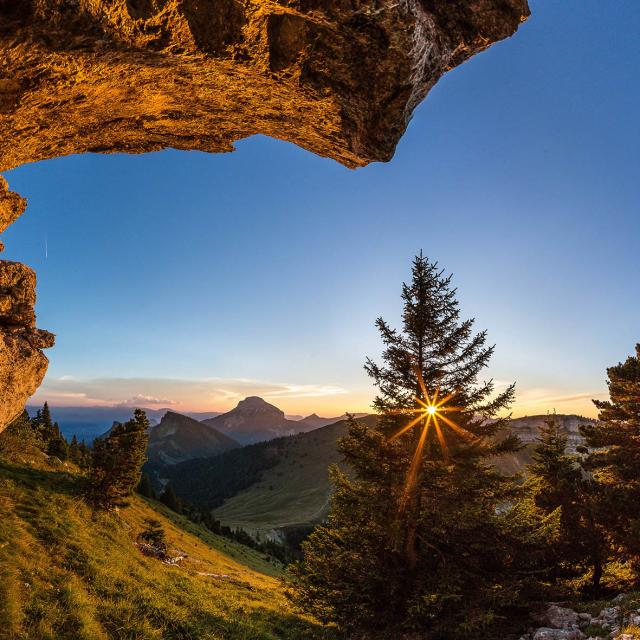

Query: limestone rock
(0, 261), (54, 431)
(533, 605), (580, 630)
(532, 629), (584, 640)
(0, 176), (26, 233)
(0, 0), (530, 174)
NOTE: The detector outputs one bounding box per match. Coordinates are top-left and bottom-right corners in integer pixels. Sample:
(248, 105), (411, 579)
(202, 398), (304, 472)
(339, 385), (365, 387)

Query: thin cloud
(32, 376), (350, 410)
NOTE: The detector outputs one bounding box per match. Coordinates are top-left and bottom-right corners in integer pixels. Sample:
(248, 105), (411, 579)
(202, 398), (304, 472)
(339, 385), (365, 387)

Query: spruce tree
(582, 344), (640, 573)
(290, 254), (545, 639)
(68, 435), (80, 464)
(159, 484), (181, 513)
(36, 401), (57, 444)
(137, 473), (156, 500)
(47, 422), (69, 460)
(527, 416), (607, 591)
(88, 409), (150, 509)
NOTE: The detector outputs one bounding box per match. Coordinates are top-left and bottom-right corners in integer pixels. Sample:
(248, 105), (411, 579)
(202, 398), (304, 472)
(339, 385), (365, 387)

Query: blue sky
(4, 0), (639, 417)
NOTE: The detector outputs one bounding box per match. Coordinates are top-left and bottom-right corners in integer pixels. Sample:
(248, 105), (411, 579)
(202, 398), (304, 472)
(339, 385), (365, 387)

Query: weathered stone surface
(532, 630), (584, 640)
(533, 605), (581, 630)
(0, 176), (27, 233)
(0, 0), (530, 174)
(0, 261), (54, 430)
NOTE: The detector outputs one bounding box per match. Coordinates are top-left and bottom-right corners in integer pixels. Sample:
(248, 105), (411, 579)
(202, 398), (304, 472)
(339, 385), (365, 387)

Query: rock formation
(0, 259), (55, 429)
(0, 0), (530, 172)
(0, 0), (530, 431)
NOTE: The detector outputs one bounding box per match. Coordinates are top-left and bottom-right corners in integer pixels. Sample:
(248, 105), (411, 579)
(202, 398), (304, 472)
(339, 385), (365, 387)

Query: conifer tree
(77, 440), (91, 469)
(47, 422), (69, 460)
(290, 254), (547, 639)
(582, 344), (640, 573)
(88, 409), (149, 509)
(137, 473), (156, 500)
(527, 415), (607, 591)
(68, 435), (80, 464)
(159, 484), (181, 513)
(36, 401), (57, 444)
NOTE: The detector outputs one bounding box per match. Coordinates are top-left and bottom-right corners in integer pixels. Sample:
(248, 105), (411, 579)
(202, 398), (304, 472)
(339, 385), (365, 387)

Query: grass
(212, 419), (362, 534)
(0, 460), (337, 640)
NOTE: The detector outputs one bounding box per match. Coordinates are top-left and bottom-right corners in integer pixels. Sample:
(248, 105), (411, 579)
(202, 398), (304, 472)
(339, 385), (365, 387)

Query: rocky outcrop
(522, 596), (640, 640)
(0, 260), (54, 430)
(0, 176), (26, 234)
(0, 0), (529, 173)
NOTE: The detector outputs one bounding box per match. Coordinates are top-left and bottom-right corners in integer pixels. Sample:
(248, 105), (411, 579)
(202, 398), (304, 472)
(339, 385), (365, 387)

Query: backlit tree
(290, 254), (548, 639)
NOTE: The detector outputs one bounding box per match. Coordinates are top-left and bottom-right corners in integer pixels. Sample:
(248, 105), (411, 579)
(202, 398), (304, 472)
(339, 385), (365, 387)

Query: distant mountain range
(158, 413), (598, 539)
(25, 405), (222, 443)
(202, 396), (339, 445)
(147, 411), (239, 466)
(27, 398), (363, 446)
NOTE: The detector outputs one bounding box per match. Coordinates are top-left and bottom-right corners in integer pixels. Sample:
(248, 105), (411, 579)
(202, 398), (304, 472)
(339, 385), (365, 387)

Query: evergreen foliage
(138, 518), (167, 549)
(290, 254), (549, 639)
(527, 415), (608, 591)
(159, 484), (182, 513)
(137, 472), (157, 499)
(88, 409), (150, 509)
(0, 411), (43, 456)
(582, 344), (640, 574)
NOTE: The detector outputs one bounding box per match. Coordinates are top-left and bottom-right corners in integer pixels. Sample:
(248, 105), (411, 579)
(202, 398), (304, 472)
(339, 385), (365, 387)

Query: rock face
(0, 176), (26, 234)
(0, 260), (55, 430)
(0, 0), (529, 172)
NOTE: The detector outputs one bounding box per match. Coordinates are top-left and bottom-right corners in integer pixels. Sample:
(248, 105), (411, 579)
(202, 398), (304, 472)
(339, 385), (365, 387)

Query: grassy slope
(212, 419), (375, 533)
(0, 461), (335, 640)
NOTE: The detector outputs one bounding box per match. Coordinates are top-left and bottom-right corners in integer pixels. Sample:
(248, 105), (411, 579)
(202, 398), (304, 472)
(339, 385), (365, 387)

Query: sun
(388, 365), (468, 512)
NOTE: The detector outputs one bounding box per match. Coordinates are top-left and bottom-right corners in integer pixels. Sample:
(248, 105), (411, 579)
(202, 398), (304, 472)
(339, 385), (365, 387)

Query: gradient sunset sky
(4, 0), (639, 418)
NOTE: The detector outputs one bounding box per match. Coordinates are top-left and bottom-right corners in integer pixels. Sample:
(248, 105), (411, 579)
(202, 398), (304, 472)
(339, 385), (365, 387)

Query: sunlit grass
(0, 461), (335, 640)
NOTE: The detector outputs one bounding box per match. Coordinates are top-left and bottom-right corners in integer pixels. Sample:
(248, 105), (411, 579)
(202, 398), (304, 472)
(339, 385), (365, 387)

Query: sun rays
(389, 365), (468, 512)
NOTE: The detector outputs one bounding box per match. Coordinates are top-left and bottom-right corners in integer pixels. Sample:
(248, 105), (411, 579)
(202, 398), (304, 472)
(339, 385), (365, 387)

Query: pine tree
(88, 409), (149, 509)
(582, 344), (640, 573)
(35, 402), (57, 444)
(290, 254), (546, 639)
(68, 435), (80, 464)
(527, 415), (608, 591)
(47, 422), (69, 460)
(77, 441), (91, 469)
(137, 473), (156, 499)
(159, 484), (181, 513)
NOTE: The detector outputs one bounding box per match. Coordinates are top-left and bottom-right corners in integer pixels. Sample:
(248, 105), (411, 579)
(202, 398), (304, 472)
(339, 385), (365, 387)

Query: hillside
(167, 414), (597, 537)
(165, 416), (377, 535)
(494, 414), (597, 475)
(147, 411), (239, 466)
(0, 458), (333, 640)
(298, 412), (369, 429)
(202, 396), (317, 445)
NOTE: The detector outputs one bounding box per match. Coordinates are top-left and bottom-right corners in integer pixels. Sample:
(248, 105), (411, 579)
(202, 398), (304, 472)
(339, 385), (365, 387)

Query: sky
(3, 0), (639, 418)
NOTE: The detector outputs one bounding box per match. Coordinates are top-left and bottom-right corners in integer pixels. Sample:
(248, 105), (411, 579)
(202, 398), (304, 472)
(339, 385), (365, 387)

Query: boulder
(532, 629), (585, 640)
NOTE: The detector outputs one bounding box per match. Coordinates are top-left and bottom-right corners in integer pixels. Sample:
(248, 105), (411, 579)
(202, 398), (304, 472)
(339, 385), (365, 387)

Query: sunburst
(389, 365), (468, 512)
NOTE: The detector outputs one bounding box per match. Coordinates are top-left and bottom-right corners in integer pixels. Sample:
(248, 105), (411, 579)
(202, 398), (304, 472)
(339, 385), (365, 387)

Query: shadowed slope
(0, 460), (333, 640)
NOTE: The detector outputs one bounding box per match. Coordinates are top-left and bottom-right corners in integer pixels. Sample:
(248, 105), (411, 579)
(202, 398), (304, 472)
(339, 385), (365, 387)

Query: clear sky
(3, 0), (639, 418)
